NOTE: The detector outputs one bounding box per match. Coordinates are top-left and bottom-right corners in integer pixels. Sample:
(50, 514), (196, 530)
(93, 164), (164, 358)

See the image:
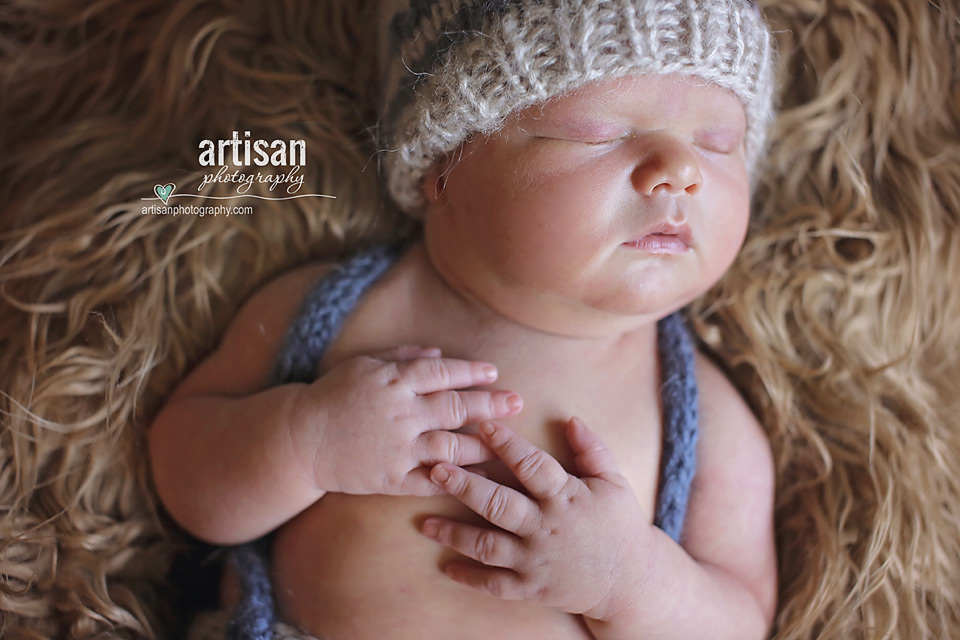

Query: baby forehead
(514, 73), (746, 124)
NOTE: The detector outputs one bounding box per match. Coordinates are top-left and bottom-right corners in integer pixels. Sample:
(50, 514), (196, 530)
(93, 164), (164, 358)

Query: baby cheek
(704, 199), (750, 272)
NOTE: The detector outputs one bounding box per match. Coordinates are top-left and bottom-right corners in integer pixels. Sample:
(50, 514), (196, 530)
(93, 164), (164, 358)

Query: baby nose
(630, 133), (703, 197)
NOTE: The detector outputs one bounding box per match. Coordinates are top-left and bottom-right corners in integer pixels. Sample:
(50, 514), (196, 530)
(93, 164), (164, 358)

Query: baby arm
(421, 360), (777, 639)
(149, 264), (334, 545)
(149, 264), (521, 546)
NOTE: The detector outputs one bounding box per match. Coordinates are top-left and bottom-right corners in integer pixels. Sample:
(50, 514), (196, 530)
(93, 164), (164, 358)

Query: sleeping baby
(149, 1), (779, 638)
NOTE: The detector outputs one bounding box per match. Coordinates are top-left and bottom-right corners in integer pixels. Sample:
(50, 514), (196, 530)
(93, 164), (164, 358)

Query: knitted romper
(187, 241), (700, 640)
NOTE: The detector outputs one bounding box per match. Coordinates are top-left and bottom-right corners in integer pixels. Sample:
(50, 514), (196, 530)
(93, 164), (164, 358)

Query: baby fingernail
(480, 421), (496, 437)
(505, 393), (522, 413)
(482, 364), (497, 381)
(431, 465), (451, 483)
(423, 520), (440, 538)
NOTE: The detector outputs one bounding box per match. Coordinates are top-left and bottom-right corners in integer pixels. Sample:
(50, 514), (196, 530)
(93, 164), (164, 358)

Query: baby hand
(290, 345), (523, 496)
(421, 417), (653, 622)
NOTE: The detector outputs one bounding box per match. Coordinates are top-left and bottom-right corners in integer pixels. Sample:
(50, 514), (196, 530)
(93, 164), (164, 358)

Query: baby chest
(311, 256), (666, 518)
(479, 372), (664, 519)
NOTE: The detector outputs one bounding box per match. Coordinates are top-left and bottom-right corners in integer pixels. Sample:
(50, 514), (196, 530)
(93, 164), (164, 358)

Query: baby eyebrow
(522, 115), (626, 139)
(694, 127), (744, 146)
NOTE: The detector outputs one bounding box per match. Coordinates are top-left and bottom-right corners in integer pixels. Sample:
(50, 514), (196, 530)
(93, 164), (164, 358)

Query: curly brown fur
(0, 1), (412, 637)
(690, 1), (960, 637)
(0, 0), (957, 638)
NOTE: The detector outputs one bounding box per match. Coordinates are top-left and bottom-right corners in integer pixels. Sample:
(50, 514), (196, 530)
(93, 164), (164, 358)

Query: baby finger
(401, 357), (499, 395)
(367, 345), (442, 361)
(478, 420), (570, 501)
(415, 431), (497, 466)
(397, 468), (448, 497)
(422, 518), (519, 569)
(441, 563), (526, 602)
(430, 463), (539, 536)
(422, 389), (523, 431)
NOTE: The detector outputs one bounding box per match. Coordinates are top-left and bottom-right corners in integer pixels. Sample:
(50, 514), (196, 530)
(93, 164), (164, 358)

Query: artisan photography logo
(142, 131), (335, 217)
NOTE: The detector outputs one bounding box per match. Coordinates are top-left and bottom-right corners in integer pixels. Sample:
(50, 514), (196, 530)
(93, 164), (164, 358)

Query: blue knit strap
(653, 311), (700, 543)
(225, 543), (274, 640)
(226, 243), (405, 640)
(269, 243), (404, 387)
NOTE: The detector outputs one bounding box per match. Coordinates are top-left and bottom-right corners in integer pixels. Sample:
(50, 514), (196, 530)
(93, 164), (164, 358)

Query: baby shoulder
(167, 261), (337, 401)
(686, 349), (775, 524)
(681, 349), (777, 623)
(692, 349), (773, 479)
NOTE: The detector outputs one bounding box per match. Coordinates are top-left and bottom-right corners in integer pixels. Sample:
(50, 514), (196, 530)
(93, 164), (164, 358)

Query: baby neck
(404, 237), (659, 365)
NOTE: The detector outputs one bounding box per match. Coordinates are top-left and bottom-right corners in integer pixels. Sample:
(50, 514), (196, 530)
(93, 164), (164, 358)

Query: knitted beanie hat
(377, 0), (777, 217)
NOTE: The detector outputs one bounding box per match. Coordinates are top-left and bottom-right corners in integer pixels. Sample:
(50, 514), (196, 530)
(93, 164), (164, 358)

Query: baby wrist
(584, 527), (656, 625)
(285, 382), (333, 493)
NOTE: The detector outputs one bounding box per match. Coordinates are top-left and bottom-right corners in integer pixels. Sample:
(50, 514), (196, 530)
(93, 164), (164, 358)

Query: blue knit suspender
(270, 243), (404, 386)
(654, 308), (701, 541)
(225, 243), (699, 640)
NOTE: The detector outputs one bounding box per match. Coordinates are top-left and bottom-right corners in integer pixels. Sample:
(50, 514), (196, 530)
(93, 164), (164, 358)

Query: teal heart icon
(155, 183), (175, 204)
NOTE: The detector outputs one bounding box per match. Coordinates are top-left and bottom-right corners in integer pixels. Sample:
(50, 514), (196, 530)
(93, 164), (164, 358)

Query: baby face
(420, 72), (750, 337)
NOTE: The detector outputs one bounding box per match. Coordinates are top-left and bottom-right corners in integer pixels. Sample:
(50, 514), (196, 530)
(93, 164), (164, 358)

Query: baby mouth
(622, 234), (689, 254)
(622, 222), (692, 254)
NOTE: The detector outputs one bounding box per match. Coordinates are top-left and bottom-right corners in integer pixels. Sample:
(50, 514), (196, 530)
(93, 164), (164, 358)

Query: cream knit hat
(377, 0), (777, 216)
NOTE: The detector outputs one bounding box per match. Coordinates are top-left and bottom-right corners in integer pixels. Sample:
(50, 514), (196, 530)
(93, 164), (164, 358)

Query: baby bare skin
(149, 74), (777, 639)
(270, 243), (663, 639)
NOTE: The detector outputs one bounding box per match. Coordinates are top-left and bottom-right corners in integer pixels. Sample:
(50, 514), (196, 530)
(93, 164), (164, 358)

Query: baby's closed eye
(693, 128), (745, 154)
(535, 135), (631, 147)
(519, 120), (631, 147)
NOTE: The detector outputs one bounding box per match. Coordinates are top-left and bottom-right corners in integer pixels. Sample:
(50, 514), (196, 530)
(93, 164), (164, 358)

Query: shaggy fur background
(0, 0), (957, 638)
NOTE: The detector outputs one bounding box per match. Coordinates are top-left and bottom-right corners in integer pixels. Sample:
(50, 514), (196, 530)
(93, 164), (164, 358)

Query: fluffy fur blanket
(0, 1), (958, 637)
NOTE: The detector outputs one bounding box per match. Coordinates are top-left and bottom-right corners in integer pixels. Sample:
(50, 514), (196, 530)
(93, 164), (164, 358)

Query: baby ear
(421, 164), (448, 203)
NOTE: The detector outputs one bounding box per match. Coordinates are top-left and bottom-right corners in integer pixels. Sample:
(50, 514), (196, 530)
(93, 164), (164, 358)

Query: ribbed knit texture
(270, 243), (405, 386)
(223, 243), (700, 638)
(376, 0), (777, 216)
(654, 306), (700, 539)
(224, 544), (274, 640)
